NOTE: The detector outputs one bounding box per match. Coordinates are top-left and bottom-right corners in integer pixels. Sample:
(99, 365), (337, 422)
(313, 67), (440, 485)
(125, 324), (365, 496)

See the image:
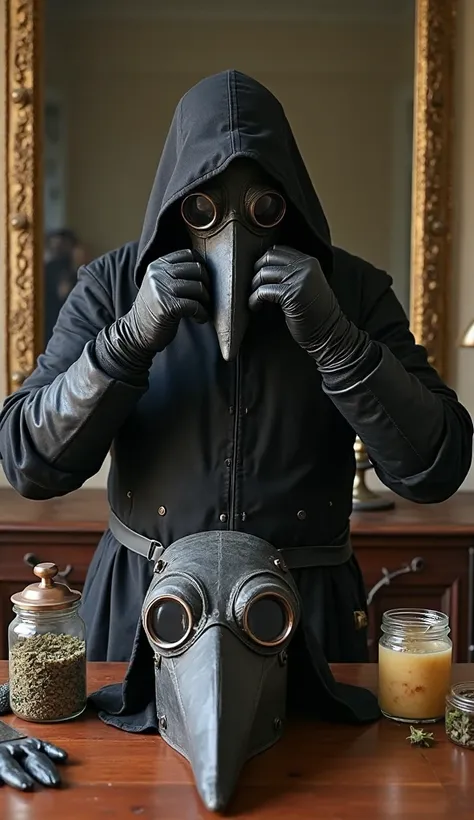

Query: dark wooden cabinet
(353, 510), (474, 662)
(1, 488), (473, 661)
(0, 490), (103, 659)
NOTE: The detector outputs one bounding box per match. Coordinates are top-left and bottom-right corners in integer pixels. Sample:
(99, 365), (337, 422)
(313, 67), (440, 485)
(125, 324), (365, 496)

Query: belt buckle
(148, 540), (164, 563)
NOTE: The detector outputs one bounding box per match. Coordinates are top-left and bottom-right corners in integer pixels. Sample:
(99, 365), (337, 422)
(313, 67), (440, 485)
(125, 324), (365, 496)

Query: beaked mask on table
(141, 529), (300, 812)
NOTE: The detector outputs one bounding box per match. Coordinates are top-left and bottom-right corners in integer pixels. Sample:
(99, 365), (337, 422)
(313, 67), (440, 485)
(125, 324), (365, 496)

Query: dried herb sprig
(406, 725), (435, 747)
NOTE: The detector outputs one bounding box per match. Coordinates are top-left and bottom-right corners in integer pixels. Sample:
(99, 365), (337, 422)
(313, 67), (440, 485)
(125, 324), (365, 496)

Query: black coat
(0, 71), (472, 677)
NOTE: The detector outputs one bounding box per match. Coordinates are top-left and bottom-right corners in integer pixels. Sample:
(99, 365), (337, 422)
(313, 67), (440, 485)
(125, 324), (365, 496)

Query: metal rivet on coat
(273, 717), (283, 732)
(126, 491), (132, 499)
(225, 458), (232, 467)
(297, 509), (307, 520)
(158, 506), (167, 516)
(278, 650), (288, 667)
(159, 716), (167, 731)
(241, 512), (247, 522)
(219, 513), (228, 523)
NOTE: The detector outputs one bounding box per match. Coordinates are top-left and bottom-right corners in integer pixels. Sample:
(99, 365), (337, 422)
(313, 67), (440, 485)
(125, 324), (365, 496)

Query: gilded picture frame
(4, 0), (457, 394)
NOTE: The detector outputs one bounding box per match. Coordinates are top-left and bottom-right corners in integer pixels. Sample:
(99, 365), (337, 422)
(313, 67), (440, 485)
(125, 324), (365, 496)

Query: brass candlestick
(352, 437), (395, 511)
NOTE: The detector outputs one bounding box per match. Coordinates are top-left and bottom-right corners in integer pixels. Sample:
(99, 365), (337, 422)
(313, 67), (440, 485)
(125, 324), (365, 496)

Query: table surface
(1, 488), (474, 535)
(1, 663), (474, 819)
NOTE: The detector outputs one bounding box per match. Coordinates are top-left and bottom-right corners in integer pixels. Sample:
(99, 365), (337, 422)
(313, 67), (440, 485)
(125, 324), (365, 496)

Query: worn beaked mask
(141, 530), (300, 812)
(181, 158), (286, 360)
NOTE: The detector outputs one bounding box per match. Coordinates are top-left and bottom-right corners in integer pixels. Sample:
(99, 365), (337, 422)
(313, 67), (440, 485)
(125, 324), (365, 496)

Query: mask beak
(160, 626), (282, 812)
(199, 220), (262, 362)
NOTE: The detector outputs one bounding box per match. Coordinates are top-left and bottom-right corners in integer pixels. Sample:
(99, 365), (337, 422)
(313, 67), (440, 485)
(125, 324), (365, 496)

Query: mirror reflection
(43, 0), (415, 348)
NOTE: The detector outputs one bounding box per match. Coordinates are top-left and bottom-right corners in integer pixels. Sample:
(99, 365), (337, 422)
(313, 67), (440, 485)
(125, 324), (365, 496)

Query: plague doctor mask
(141, 530), (300, 812)
(182, 158), (286, 361)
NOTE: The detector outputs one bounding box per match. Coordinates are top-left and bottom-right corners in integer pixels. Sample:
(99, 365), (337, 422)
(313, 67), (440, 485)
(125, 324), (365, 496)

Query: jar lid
(447, 681), (474, 712)
(11, 562), (82, 611)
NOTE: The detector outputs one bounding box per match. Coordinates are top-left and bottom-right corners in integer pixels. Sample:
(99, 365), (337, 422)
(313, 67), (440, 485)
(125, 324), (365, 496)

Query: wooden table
(1, 663), (474, 819)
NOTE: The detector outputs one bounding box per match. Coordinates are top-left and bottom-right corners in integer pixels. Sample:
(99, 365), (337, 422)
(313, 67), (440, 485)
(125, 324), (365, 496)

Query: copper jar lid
(11, 562), (81, 611)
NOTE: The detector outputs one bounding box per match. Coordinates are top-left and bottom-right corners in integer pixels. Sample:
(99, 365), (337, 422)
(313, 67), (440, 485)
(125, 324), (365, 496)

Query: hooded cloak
(0, 72), (471, 728)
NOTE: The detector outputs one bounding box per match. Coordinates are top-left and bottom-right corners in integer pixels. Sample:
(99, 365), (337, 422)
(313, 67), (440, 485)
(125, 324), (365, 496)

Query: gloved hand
(249, 245), (370, 374)
(95, 249), (210, 382)
(0, 736), (67, 790)
(0, 682), (9, 716)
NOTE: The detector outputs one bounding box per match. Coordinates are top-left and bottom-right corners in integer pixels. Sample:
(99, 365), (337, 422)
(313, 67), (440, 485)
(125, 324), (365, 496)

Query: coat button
(158, 506), (167, 516)
(229, 406), (234, 415)
(297, 510), (307, 520)
(219, 513), (228, 523)
(126, 491), (132, 499)
(225, 458), (232, 467)
(241, 512), (247, 522)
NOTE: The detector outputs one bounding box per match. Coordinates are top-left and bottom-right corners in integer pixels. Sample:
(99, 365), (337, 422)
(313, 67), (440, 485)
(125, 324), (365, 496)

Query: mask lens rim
(144, 593), (194, 650)
(242, 591), (294, 647)
(181, 192), (218, 230)
(249, 191), (286, 229)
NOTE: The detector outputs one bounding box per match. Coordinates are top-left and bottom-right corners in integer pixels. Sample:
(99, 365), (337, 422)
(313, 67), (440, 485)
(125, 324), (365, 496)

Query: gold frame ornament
(4, 0), (457, 394)
(5, 0), (44, 393)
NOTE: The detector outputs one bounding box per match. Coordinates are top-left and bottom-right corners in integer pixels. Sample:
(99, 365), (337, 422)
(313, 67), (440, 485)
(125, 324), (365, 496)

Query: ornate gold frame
(4, 0), (457, 393)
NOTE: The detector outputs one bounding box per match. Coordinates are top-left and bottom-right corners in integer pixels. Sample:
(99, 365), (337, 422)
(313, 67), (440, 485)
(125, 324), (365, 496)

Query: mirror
(5, 0), (456, 391)
(42, 0), (415, 346)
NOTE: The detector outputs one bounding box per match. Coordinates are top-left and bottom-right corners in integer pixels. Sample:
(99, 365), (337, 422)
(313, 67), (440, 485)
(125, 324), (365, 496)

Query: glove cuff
(307, 309), (378, 383)
(95, 317), (153, 386)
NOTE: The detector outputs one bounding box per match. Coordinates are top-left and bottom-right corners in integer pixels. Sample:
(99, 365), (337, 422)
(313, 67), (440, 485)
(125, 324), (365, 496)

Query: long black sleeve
(322, 262), (473, 503)
(0, 263), (146, 499)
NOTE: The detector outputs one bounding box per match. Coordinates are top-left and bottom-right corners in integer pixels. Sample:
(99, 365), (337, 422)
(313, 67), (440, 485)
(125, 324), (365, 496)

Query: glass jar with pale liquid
(378, 609), (452, 723)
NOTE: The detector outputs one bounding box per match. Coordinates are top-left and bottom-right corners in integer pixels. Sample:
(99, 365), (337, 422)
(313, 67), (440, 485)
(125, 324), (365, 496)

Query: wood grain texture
(1, 489), (474, 535)
(0, 662), (474, 819)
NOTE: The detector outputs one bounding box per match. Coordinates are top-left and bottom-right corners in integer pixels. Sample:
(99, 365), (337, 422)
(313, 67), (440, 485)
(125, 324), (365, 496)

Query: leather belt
(108, 510), (352, 569)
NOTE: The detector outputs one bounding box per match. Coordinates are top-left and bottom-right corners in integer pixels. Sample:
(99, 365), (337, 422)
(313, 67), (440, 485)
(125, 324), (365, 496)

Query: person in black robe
(0, 71), (472, 697)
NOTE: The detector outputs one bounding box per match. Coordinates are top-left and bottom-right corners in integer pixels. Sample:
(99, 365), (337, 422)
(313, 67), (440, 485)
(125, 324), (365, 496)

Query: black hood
(135, 70), (334, 285)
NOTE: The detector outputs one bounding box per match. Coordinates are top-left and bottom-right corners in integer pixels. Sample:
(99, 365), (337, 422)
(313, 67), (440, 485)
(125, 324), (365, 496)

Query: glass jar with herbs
(378, 609), (452, 723)
(8, 562), (86, 723)
(446, 683), (474, 749)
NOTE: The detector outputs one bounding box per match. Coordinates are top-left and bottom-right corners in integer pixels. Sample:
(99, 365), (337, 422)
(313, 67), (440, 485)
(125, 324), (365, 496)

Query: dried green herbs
(9, 633), (86, 722)
(446, 687), (474, 749)
(406, 725), (435, 747)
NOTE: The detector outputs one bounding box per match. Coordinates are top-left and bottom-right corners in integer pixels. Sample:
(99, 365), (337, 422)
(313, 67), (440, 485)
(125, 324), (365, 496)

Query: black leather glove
(0, 735), (67, 790)
(0, 682), (9, 716)
(95, 249), (210, 383)
(249, 245), (374, 376)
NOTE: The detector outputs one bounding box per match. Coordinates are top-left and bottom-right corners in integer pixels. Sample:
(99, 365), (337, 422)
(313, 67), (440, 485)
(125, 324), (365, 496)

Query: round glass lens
(246, 595), (289, 645)
(251, 192), (286, 228)
(149, 598), (190, 646)
(181, 193), (217, 229)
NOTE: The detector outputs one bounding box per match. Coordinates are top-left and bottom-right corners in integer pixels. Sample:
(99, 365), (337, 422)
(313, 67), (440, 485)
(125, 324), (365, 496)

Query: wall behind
(0, 3), (473, 492)
(44, 17), (412, 288)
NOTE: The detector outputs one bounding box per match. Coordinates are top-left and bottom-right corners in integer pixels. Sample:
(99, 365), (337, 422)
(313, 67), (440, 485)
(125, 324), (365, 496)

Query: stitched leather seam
(227, 71), (235, 154)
